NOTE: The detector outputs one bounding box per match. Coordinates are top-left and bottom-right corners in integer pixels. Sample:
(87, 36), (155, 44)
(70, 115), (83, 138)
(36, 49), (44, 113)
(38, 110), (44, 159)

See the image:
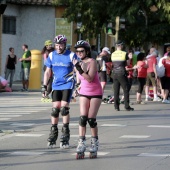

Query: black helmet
(74, 40), (90, 50)
(115, 40), (123, 46)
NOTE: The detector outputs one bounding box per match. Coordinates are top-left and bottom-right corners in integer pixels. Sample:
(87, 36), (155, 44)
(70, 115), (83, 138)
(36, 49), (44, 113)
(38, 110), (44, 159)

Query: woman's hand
(73, 59), (84, 75)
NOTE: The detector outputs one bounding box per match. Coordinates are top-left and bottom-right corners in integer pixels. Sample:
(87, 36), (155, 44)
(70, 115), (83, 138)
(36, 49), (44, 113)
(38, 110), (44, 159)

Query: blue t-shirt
(45, 50), (77, 90)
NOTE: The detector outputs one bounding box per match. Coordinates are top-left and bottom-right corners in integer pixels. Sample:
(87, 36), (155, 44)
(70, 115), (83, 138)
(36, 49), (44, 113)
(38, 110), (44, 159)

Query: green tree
(53, 0), (170, 46)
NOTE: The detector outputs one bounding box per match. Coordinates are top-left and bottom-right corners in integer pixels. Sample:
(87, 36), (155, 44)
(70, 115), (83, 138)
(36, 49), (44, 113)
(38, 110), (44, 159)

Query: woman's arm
(5, 55), (8, 67)
(15, 55), (17, 64)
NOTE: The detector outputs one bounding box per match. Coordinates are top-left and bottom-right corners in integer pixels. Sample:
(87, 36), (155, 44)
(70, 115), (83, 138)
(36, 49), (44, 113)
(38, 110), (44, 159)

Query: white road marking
(0, 115), (21, 117)
(0, 110), (39, 112)
(15, 134), (44, 137)
(58, 123), (79, 126)
(101, 124), (126, 127)
(0, 112), (31, 114)
(10, 123), (35, 126)
(148, 125), (170, 128)
(120, 135), (150, 138)
(72, 152), (109, 156)
(138, 153), (170, 157)
(71, 135), (91, 138)
(9, 151), (45, 156)
(0, 118), (11, 120)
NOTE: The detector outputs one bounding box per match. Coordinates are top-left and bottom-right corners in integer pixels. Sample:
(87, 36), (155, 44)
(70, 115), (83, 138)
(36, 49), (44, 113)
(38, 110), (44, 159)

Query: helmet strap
(81, 51), (89, 60)
(81, 56), (87, 60)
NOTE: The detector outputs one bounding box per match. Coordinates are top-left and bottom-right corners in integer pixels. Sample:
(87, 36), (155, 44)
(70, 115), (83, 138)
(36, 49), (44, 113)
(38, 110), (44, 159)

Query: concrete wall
(1, 4), (55, 81)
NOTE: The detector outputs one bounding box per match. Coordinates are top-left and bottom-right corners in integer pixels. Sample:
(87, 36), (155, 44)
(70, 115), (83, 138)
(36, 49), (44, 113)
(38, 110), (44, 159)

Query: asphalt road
(0, 83), (170, 170)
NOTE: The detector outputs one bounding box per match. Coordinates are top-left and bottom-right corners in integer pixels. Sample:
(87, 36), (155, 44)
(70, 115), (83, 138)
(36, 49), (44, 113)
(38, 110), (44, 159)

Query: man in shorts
(19, 44), (31, 91)
(145, 47), (161, 101)
(42, 35), (77, 148)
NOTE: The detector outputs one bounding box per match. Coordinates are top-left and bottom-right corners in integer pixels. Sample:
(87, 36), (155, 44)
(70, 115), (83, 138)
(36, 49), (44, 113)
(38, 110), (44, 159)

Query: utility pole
(115, 16), (119, 43)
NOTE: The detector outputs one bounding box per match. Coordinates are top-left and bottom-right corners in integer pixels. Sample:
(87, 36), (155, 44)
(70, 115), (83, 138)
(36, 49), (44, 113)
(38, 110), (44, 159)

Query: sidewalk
(12, 81), (41, 92)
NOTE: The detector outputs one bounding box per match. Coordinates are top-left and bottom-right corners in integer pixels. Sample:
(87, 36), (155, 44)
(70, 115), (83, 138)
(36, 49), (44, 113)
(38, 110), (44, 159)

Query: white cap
(102, 47), (111, 54)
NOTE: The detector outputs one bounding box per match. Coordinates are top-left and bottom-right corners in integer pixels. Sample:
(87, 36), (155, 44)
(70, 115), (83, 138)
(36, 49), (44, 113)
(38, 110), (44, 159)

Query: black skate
(76, 138), (86, 159)
(89, 137), (99, 159)
(47, 125), (58, 148)
(60, 125), (70, 149)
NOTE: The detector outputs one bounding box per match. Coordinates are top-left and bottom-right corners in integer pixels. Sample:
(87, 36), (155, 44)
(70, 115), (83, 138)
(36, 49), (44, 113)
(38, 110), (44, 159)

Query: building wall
(1, 4), (55, 81)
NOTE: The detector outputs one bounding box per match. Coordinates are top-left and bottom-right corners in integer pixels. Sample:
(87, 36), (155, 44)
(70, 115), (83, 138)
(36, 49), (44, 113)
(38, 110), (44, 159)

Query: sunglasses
(76, 50), (85, 53)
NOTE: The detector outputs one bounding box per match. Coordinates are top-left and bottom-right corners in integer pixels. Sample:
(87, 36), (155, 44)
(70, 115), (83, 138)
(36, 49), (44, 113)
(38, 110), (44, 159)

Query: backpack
(156, 57), (165, 78)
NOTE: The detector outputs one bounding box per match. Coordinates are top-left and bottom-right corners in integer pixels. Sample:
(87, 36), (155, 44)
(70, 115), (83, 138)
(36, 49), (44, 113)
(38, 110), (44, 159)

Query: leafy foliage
(53, 0), (170, 46)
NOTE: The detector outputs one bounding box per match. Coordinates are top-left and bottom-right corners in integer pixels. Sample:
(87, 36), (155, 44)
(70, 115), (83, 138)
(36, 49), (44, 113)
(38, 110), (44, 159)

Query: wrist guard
(75, 62), (84, 75)
(41, 85), (47, 94)
(75, 83), (80, 88)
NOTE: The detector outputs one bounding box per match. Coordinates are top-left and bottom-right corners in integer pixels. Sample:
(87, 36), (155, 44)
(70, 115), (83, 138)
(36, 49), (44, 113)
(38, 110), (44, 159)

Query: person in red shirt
(120, 50), (134, 103)
(164, 45), (170, 57)
(145, 47), (161, 101)
(161, 52), (170, 103)
(136, 53), (148, 103)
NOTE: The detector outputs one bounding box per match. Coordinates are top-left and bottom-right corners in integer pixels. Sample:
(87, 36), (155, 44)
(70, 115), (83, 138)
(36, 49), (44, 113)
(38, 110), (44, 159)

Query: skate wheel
(76, 153), (85, 159)
(60, 142), (69, 149)
(89, 152), (97, 159)
(47, 142), (56, 149)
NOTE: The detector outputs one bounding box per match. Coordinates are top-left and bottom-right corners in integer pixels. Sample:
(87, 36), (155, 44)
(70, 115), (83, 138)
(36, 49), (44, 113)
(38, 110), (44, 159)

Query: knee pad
(88, 118), (97, 128)
(51, 108), (60, 118)
(79, 116), (88, 127)
(60, 106), (70, 116)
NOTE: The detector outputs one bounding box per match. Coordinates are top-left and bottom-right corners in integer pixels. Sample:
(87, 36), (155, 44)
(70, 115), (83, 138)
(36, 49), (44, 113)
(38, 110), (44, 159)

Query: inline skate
(76, 137), (86, 159)
(89, 137), (99, 159)
(60, 124), (70, 148)
(47, 125), (58, 148)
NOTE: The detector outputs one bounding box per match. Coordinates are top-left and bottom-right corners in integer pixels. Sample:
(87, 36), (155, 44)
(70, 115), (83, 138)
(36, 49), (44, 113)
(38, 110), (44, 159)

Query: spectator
(120, 49), (135, 103)
(96, 47), (110, 93)
(41, 40), (54, 98)
(111, 40), (134, 111)
(0, 76), (12, 92)
(136, 52), (148, 104)
(145, 47), (161, 101)
(4, 47), (17, 89)
(164, 45), (170, 56)
(19, 44), (31, 92)
(161, 52), (170, 103)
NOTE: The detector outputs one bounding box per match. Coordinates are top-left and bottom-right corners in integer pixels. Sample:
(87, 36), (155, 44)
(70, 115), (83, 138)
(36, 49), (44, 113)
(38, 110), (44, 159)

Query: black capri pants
(137, 77), (146, 94)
